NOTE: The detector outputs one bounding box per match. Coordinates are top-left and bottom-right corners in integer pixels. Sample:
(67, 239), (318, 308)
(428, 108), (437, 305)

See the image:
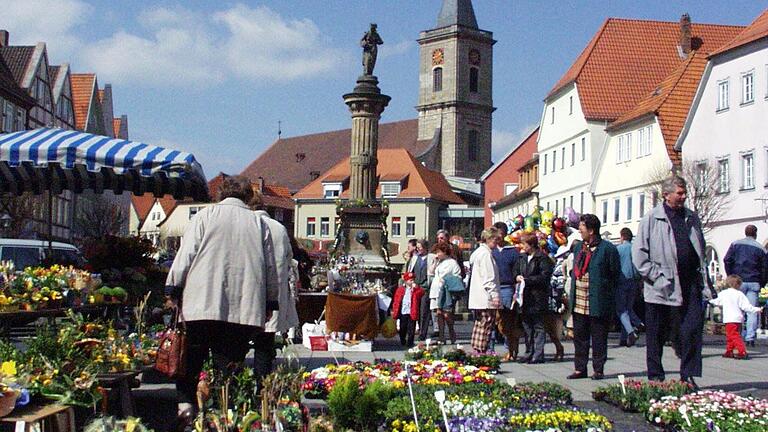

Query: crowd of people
(398, 174), (764, 389)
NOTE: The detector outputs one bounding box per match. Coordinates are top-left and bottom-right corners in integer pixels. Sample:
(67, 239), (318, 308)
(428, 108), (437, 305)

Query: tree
(0, 193), (43, 238)
(645, 159), (733, 234)
(74, 194), (127, 240)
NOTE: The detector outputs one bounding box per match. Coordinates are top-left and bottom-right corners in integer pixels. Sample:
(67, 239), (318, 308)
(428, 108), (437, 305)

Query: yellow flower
(1, 361), (17, 377)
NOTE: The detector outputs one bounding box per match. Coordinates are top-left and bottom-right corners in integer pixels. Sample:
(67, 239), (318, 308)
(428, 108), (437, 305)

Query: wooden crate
(0, 404), (75, 432)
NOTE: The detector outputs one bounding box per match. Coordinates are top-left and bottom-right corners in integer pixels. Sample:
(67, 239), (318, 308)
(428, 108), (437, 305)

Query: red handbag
(155, 309), (187, 378)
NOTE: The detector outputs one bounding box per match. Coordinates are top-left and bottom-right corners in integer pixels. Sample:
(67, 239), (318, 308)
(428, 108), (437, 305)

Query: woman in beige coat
(165, 176), (277, 420)
(468, 228), (501, 353)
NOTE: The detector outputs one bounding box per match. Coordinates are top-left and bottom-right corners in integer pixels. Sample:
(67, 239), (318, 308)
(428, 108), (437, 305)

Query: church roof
(240, 119), (432, 194)
(294, 148), (463, 204)
(437, 0), (478, 29)
(546, 18), (743, 121)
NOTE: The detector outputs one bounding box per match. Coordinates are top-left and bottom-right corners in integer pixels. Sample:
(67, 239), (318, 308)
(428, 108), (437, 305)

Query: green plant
(354, 380), (396, 431)
(593, 379), (693, 413)
(327, 374), (361, 430)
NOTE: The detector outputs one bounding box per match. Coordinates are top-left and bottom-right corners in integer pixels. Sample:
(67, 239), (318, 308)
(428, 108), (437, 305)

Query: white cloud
(1, 0), (91, 59)
(492, 123), (538, 162)
(379, 40), (413, 59)
(213, 4), (343, 82)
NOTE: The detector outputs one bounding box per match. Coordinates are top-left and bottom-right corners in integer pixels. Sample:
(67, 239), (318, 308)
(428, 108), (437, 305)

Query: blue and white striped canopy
(0, 128), (208, 200)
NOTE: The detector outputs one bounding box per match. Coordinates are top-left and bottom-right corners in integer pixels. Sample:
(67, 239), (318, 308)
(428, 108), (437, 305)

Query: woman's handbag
(443, 275), (465, 294)
(155, 308), (187, 379)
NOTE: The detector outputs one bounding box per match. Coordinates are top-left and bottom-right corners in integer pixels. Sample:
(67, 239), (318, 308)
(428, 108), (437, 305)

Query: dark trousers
(572, 313), (609, 374)
(645, 284), (703, 380)
(398, 314), (416, 346)
(252, 331), (276, 385)
(522, 314), (545, 362)
(178, 320), (254, 405)
(418, 294), (432, 340)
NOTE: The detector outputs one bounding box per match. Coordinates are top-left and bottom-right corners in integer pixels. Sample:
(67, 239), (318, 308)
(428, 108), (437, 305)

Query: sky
(2, 0), (765, 181)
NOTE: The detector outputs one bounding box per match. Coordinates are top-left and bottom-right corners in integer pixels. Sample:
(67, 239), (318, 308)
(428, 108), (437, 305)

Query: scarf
(574, 238), (599, 279)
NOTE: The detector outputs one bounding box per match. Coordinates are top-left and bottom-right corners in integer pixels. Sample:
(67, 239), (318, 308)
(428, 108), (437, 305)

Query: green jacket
(569, 239), (620, 319)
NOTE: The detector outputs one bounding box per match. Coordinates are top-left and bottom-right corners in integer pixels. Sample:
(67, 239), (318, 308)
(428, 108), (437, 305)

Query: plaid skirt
(471, 309), (496, 353)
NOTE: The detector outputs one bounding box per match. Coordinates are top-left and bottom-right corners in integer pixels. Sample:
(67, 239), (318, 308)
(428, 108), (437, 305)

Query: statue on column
(360, 23), (383, 76)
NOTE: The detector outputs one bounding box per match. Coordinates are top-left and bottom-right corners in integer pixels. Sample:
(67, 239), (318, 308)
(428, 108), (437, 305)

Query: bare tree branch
(0, 193), (43, 238)
(644, 159), (733, 234)
(74, 194), (127, 240)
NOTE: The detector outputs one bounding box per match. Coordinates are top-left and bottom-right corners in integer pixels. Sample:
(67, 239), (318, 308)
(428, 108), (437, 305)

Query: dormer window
(381, 182), (401, 198)
(323, 182), (342, 199)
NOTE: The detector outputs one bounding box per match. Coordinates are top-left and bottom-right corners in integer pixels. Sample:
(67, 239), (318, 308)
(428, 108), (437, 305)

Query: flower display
(0, 264), (95, 310)
(759, 286), (768, 305)
(592, 379), (694, 412)
(648, 390), (768, 431)
(302, 359), (496, 399)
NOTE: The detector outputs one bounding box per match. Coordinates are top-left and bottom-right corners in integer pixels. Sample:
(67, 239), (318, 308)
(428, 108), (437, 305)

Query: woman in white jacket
(430, 242), (463, 344)
(468, 228), (501, 353)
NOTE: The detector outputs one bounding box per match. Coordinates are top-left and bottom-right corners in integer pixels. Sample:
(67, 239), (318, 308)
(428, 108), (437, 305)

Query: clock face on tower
(469, 49), (481, 66)
(432, 48), (444, 66)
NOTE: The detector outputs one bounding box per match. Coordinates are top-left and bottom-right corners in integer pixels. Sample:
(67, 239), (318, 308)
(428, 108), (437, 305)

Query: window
(552, 150), (556, 172)
(504, 183), (518, 196)
(717, 158), (730, 193)
(580, 192), (584, 213)
(569, 96), (573, 115)
(469, 67), (479, 93)
(601, 200), (608, 224)
(551, 106), (555, 124)
(717, 79), (729, 111)
(381, 182), (401, 198)
(433, 67), (443, 92)
(323, 183), (342, 199)
(468, 129), (478, 161)
(742, 72), (754, 104)
(626, 196), (633, 221)
(581, 137), (586, 161)
(3, 102), (13, 132)
(616, 133), (632, 163)
(742, 153), (754, 189)
(652, 190), (659, 207)
(189, 206), (201, 220)
(562, 197), (566, 214)
(306, 217), (316, 236)
(555, 199), (559, 215)
(320, 217), (330, 237)
(543, 153), (548, 175)
(613, 198), (620, 223)
(546, 202), (550, 211)
(571, 143), (575, 166)
(391, 217), (401, 237)
(637, 125), (652, 157)
(639, 193), (646, 218)
(406, 217), (416, 236)
(569, 195), (574, 209)
(561, 147), (565, 169)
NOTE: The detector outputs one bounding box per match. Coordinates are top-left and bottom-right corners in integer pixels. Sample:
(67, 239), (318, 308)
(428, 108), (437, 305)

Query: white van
(0, 239), (86, 269)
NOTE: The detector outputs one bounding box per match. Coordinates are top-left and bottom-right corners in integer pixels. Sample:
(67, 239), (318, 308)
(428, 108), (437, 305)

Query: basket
(308, 336), (328, 351)
(0, 390), (18, 417)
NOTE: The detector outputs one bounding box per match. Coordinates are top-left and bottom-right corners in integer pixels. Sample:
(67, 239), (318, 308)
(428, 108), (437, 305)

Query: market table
(0, 305), (107, 336)
(96, 370), (142, 417)
(0, 404), (75, 432)
(325, 292), (379, 339)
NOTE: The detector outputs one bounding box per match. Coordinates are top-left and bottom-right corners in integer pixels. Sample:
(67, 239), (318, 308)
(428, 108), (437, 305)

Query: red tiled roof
(112, 118), (121, 137)
(609, 51), (710, 166)
(546, 18), (744, 121)
(240, 119), (428, 193)
(0, 53), (34, 107)
(262, 195), (294, 210)
(157, 195), (180, 218)
(294, 148), (463, 204)
(0, 46), (34, 85)
(71, 73), (96, 131)
(710, 9), (768, 57)
(130, 194), (155, 223)
(207, 172), (293, 209)
(263, 184), (291, 198)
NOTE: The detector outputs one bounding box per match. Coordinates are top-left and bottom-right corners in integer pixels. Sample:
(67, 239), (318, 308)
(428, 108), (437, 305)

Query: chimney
(0, 30), (8, 47)
(257, 176), (265, 193)
(679, 13), (692, 56)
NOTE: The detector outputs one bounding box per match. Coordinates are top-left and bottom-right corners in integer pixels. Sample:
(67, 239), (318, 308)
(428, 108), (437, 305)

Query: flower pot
(0, 390), (18, 417)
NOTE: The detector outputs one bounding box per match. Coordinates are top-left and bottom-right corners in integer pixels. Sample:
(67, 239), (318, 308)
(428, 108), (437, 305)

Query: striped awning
(0, 128), (208, 200)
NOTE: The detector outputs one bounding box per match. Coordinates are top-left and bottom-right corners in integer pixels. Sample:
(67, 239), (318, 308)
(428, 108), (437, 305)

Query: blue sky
(3, 0), (765, 180)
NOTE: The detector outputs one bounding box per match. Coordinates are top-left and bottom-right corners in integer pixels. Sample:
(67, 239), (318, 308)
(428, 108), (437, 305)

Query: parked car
(0, 239), (86, 269)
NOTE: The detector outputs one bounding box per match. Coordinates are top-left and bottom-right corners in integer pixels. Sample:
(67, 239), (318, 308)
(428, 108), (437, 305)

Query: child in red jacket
(392, 272), (425, 347)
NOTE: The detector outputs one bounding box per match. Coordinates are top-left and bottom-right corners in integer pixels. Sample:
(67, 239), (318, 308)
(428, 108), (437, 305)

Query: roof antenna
(278, 120), (282, 139)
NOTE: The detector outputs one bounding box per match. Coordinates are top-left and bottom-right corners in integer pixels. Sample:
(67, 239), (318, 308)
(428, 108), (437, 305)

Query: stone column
(343, 75), (391, 203)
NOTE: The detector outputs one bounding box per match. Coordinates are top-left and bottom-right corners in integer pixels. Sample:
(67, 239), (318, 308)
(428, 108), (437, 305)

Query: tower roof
(437, 0), (478, 29)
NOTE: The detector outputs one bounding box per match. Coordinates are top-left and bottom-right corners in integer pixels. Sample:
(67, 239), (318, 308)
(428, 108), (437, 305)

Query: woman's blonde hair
(480, 227), (500, 242)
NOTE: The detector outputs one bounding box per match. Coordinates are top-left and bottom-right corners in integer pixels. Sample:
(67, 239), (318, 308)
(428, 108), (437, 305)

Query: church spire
(437, 0), (478, 29)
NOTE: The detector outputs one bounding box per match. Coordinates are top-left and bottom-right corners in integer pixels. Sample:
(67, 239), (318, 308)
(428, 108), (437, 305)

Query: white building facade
(678, 30), (768, 271)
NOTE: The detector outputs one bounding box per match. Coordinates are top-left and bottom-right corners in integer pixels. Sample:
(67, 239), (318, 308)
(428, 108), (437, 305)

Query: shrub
(327, 374), (361, 430)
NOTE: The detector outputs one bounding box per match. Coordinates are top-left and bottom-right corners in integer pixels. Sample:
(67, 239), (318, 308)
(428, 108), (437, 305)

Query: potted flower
(0, 294), (18, 313)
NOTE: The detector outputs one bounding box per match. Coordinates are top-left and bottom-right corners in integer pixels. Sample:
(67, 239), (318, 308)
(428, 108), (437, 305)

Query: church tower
(417, 0), (495, 181)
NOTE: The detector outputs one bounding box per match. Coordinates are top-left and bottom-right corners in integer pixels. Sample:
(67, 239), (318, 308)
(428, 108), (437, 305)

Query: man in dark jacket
(492, 221), (521, 360)
(723, 224), (768, 347)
